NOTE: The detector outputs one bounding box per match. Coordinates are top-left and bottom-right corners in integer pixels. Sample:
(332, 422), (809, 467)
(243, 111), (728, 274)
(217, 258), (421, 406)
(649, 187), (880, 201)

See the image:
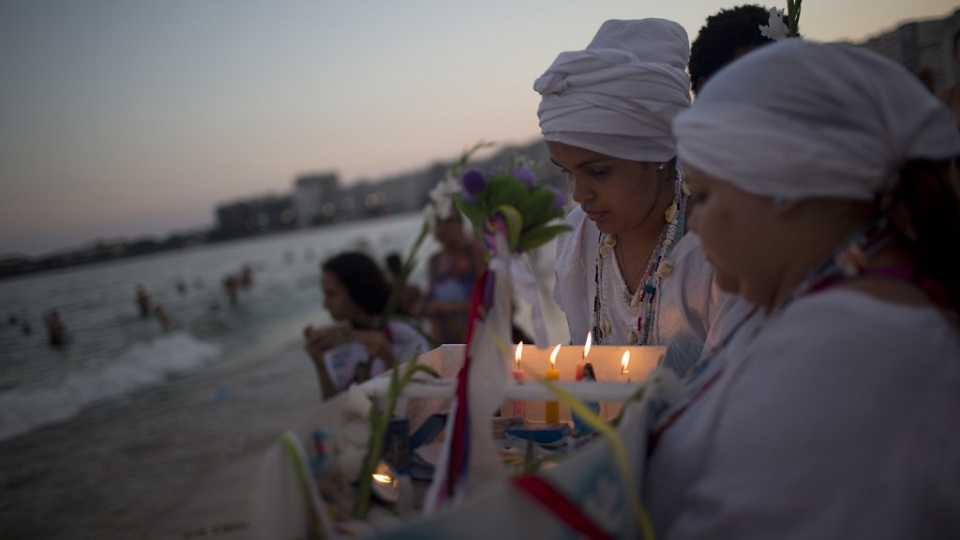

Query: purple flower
(550, 186), (567, 211)
(462, 170), (486, 195)
(513, 168), (535, 188)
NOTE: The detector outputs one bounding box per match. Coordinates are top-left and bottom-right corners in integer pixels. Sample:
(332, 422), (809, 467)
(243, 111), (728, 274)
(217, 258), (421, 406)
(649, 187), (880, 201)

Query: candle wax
(510, 368), (526, 417)
(545, 366), (560, 423)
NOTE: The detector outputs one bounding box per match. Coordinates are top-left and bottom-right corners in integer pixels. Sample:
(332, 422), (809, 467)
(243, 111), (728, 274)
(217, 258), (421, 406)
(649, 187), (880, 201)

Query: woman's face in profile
(321, 271), (357, 323)
(432, 214), (464, 245)
(547, 141), (667, 236)
(683, 165), (776, 304)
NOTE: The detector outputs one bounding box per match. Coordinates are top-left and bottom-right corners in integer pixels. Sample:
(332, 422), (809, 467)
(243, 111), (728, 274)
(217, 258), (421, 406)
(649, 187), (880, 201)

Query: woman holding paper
(303, 251), (431, 399)
(646, 40), (960, 538)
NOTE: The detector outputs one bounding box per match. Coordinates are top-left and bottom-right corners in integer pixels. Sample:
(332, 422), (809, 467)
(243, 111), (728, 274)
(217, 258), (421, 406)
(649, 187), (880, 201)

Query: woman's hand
(303, 322), (352, 364)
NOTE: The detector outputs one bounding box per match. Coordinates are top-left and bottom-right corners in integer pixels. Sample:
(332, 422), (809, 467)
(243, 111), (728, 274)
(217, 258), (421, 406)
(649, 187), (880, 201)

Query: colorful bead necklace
(648, 216), (894, 448)
(592, 169), (688, 345)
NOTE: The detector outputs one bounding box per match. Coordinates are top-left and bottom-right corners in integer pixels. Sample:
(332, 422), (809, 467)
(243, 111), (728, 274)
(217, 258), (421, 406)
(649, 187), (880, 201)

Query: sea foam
(0, 331), (222, 442)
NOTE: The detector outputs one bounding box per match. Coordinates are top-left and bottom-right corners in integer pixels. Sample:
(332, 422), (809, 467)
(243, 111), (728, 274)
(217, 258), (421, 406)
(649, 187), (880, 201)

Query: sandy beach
(138, 284), (570, 540)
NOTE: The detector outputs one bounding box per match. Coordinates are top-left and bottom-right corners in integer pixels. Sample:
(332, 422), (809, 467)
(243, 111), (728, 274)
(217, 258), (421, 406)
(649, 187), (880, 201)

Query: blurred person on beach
(240, 264), (254, 288)
(644, 40), (960, 538)
(689, 4), (779, 97)
(421, 210), (485, 344)
(303, 251), (431, 399)
(153, 305), (171, 332)
(222, 274), (241, 306)
(135, 285), (152, 318)
(385, 251), (424, 319)
(535, 18), (751, 375)
(43, 310), (67, 346)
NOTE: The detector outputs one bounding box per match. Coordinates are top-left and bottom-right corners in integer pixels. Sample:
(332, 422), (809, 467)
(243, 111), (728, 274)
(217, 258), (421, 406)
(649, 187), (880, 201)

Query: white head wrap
(674, 40), (960, 201)
(534, 19), (691, 163)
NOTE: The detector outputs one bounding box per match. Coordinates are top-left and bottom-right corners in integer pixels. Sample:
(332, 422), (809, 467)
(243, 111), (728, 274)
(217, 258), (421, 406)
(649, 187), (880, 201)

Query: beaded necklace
(592, 169), (688, 345)
(650, 217), (892, 448)
(682, 215), (890, 386)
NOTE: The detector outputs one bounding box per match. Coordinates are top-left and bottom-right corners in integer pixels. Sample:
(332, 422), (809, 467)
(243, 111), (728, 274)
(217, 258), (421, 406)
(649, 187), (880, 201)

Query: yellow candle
(545, 344), (561, 423)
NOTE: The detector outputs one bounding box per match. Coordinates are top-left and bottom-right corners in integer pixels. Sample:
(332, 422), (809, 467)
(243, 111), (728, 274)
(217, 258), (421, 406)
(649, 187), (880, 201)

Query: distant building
(379, 171), (435, 216)
(293, 172), (340, 227)
(859, 8), (960, 93)
(214, 194), (297, 240)
(340, 181), (388, 220)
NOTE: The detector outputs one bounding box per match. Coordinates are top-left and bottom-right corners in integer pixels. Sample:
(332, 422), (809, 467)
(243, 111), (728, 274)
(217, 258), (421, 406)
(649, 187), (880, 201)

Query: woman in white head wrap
(645, 40), (960, 538)
(536, 19), (751, 374)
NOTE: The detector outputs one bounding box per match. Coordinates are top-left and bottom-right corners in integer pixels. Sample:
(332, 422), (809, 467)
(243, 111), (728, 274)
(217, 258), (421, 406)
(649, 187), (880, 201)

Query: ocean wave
(0, 331), (222, 442)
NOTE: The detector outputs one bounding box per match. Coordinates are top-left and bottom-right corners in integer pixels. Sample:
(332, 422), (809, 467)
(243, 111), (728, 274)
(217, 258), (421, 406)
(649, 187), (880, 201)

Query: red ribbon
(444, 269), (490, 496)
(512, 475), (614, 540)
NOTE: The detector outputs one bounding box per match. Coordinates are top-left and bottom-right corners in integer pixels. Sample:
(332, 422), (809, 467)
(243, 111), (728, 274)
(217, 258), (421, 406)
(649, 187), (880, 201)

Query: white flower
(424, 173), (461, 221)
(344, 383), (373, 419)
(758, 8), (789, 41)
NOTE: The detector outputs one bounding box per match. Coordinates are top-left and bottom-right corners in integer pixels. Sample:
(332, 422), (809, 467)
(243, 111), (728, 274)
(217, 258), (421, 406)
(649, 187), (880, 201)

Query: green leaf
(485, 176), (529, 210)
(493, 204), (524, 250)
(516, 186), (556, 230)
(516, 223), (572, 252)
(454, 195), (488, 235)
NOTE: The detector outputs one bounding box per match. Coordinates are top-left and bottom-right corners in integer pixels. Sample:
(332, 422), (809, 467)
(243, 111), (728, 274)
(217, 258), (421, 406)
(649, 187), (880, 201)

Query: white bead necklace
(592, 169), (687, 345)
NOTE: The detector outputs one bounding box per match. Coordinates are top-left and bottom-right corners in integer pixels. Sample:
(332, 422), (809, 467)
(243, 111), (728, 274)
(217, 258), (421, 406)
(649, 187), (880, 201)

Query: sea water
(0, 213), (438, 539)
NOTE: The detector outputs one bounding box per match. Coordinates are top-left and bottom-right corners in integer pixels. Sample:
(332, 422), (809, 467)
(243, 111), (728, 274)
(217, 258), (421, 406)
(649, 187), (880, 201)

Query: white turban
(534, 19), (691, 163)
(674, 40), (960, 201)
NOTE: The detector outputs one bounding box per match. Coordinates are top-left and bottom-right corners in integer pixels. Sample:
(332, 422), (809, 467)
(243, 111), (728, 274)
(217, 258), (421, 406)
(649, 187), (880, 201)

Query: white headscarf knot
(673, 40), (960, 201)
(534, 19), (691, 163)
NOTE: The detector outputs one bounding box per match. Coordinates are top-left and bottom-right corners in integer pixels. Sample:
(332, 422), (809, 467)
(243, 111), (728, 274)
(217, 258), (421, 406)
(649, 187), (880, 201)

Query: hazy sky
(1, 1), (957, 256)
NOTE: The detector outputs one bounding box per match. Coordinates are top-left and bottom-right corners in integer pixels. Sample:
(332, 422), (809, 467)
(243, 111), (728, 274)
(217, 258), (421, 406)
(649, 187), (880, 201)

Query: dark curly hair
(690, 5), (778, 96)
(886, 160), (960, 321)
(321, 251), (391, 316)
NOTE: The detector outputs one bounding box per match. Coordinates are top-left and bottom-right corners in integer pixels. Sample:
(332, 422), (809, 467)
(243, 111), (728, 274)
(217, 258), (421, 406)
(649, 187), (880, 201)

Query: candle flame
(621, 350), (630, 374)
(515, 341), (523, 368)
(372, 473), (393, 484)
(583, 331), (592, 358)
(549, 343), (561, 368)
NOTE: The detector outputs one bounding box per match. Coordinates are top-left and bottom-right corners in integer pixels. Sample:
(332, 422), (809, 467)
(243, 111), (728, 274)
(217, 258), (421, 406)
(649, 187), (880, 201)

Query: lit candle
(572, 361), (601, 436)
(545, 344), (561, 423)
(510, 342), (526, 418)
(620, 350), (631, 383)
(575, 331), (592, 381)
(371, 459), (399, 504)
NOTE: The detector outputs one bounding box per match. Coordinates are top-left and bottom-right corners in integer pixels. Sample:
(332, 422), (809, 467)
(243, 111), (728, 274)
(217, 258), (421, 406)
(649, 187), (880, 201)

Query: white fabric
(535, 19), (691, 163)
(552, 206), (752, 374)
(386, 317), (432, 366)
(645, 290), (960, 539)
(674, 40), (960, 201)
